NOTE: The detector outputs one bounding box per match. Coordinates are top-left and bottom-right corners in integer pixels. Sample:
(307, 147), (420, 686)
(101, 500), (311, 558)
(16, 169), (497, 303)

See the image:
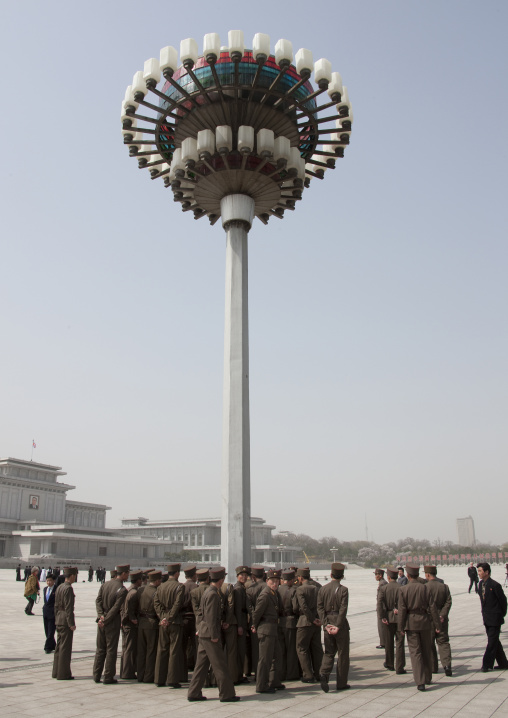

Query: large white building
(0, 457), (301, 567)
(456, 515), (476, 546)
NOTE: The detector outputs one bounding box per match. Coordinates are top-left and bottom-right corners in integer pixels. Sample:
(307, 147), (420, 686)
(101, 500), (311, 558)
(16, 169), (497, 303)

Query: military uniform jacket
(220, 582), (237, 625)
(246, 580), (266, 618)
(96, 578), (128, 625)
(425, 580), (452, 618)
(154, 577), (184, 624)
(233, 582), (248, 628)
(138, 584), (159, 626)
(278, 584), (297, 628)
(251, 585), (280, 636)
(55, 582), (76, 628)
(377, 581), (400, 624)
(397, 581), (440, 632)
(191, 583), (209, 627)
(293, 582), (320, 627)
(479, 577), (507, 627)
(317, 579), (349, 629)
(198, 584), (222, 640)
(121, 585), (140, 626)
(182, 579), (198, 616)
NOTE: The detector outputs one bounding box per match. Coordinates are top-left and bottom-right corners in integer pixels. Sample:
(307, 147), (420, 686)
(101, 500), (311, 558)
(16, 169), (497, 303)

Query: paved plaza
(1, 566), (508, 717)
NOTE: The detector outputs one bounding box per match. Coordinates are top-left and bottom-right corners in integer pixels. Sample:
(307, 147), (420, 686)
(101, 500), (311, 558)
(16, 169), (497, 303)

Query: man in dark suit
(43, 573), (57, 653)
(468, 562), (479, 593)
(477, 562), (508, 672)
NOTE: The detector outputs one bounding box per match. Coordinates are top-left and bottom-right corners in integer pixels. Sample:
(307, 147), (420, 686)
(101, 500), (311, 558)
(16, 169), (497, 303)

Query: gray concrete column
(221, 194), (255, 575)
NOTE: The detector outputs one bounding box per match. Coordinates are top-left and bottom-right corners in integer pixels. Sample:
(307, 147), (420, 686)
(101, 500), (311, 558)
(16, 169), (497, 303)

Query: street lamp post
(330, 547), (338, 563)
(121, 31), (353, 576)
(278, 544), (285, 570)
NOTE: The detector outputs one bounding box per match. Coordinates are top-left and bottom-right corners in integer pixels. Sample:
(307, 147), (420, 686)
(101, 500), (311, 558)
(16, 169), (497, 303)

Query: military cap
(184, 565), (197, 578)
(266, 569), (281, 580)
(116, 564), (130, 574)
(374, 568), (385, 576)
(161, 572), (169, 583)
(331, 563), (346, 578)
(424, 565), (437, 575)
(129, 570), (143, 581)
(251, 566), (265, 578)
(290, 566), (298, 571)
(406, 564), (420, 577)
(236, 565), (251, 575)
(148, 570), (162, 581)
(282, 569), (295, 580)
(63, 567), (78, 577)
(296, 567), (311, 579)
(272, 569), (282, 577)
(110, 569), (118, 578)
(210, 567), (226, 581)
(386, 566), (398, 580)
(166, 563), (181, 573)
(196, 568), (209, 580)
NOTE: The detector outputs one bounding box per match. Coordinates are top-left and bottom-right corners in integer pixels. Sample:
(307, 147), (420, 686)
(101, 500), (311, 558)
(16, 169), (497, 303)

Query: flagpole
(31, 440), (35, 462)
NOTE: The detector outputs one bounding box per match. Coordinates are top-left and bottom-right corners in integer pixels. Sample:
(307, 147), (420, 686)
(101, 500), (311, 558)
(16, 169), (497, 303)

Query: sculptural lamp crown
(120, 31), (352, 574)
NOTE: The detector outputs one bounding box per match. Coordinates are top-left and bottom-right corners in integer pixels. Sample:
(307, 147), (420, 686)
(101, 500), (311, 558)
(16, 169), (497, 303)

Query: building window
(50, 542), (57, 554)
(99, 546), (107, 556)
(143, 547), (148, 558)
(205, 553), (210, 562)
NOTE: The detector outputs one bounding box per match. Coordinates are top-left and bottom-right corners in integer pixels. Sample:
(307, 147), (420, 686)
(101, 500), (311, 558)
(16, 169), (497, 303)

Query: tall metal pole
(221, 195), (255, 575)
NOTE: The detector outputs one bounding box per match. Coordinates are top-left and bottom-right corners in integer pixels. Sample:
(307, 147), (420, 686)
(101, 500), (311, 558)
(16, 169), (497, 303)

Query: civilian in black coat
(477, 563), (508, 672)
(43, 574), (57, 653)
(468, 563), (479, 593)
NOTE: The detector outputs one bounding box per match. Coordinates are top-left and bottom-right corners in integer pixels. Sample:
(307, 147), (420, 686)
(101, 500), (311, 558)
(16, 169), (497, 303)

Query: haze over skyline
(1, 2), (507, 546)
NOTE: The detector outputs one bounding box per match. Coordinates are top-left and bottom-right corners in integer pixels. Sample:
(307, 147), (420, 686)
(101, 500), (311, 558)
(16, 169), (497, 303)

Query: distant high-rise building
(456, 515), (476, 546)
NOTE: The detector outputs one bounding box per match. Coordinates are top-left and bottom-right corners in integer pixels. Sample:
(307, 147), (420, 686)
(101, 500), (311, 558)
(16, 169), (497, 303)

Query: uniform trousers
(321, 627), (350, 688)
(93, 618), (121, 682)
(431, 619), (452, 671)
(378, 617), (387, 646)
(279, 625), (300, 680)
(256, 632), (283, 692)
(468, 578), (479, 593)
(406, 629), (433, 685)
(181, 614), (197, 671)
(296, 625), (323, 680)
(188, 637), (236, 700)
(384, 622), (405, 671)
(236, 625), (247, 681)
(482, 625), (508, 670)
(43, 615), (56, 652)
(137, 620), (158, 683)
(52, 625), (73, 679)
(120, 624), (138, 679)
(250, 632), (259, 675)
(154, 623), (183, 685)
(222, 625), (238, 683)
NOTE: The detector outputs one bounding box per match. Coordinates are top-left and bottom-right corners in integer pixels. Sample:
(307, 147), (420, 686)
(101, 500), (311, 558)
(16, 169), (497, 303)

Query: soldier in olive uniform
(317, 563), (350, 692)
(377, 566), (406, 674)
(221, 577), (239, 684)
(137, 570), (162, 683)
(187, 568), (239, 703)
(251, 569), (285, 694)
(398, 564), (441, 691)
(246, 566), (266, 676)
(181, 565), (198, 675)
(278, 569), (300, 680)
(52, 567), (77, 680)
(120, 569), (143, 679)
(191, 569), (210, 628)
(374, 568), (388, 649)
(233, 565), (250, 683)
(154, 562), (185, 688)
(293, 567), (323, 682)
(93, 563), (130, 684)
(424, 565), (452, 676)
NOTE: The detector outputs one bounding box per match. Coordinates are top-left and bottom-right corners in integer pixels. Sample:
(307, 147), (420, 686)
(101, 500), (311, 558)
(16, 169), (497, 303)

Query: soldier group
(48, 559), (508, 697)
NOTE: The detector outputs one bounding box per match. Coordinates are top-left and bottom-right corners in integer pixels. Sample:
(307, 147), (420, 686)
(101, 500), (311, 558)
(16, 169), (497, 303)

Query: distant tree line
(273, 533), (508, 568)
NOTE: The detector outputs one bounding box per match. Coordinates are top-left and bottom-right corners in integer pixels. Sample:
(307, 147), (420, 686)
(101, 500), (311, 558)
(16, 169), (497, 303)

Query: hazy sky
(1, 1), (507, 546)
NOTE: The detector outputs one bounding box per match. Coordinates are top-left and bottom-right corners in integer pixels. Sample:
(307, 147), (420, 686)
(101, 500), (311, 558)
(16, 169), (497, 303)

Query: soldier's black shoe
(220, 696), (240, 702)
(275, 685), (286, 690)
(168, 683), (182, 688)
(481, 667), (492, 673)
(320, 675), (329, 693)
(383, 663), (395, 671)
(376, 645), (385, 649)
(188, 696), (207, 701)
(93, 678), (101, 683)
(417, 684), (425, 691)
(494, 664), (508, 670)
(257, 688), (276, 694)
(301, 678), (316, 683)
(58, 676), (74, 680)
(396, 669), (407, 674)
(444, 666), (453, 676)
(336, 684), (350, 691)
(103, 679), (118, 684)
